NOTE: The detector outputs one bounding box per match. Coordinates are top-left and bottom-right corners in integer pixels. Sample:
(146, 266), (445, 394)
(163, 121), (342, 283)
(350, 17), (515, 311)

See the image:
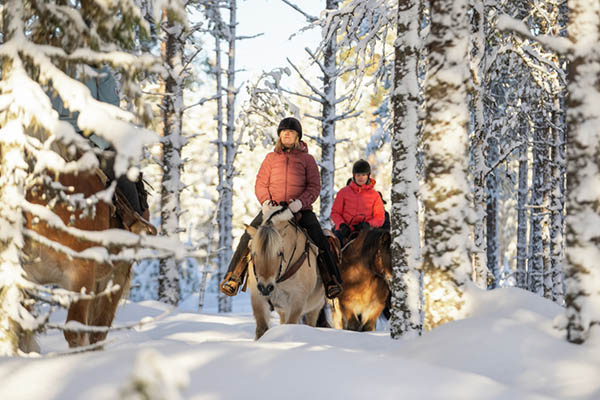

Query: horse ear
(246, 224), (257, 237)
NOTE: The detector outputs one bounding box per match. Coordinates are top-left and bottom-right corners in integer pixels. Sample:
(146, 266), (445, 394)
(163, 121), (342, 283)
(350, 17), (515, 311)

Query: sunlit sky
(236, 0), (323, 84)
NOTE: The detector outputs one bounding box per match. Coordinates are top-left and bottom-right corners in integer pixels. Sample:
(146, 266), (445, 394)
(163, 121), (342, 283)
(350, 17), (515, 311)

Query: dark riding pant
(226, 212), (263, 275)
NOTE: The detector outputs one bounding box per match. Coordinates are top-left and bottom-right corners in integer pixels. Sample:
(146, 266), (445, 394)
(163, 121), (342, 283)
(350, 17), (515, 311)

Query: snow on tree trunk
(389, 0), (423, 339)
(0, 121), (28, 356)
(564, 0), (600, 344)
(422, 0), (472, 330)
(159, 13), (186, 306)
(515, 119), (529, 290)
(318, 0), (340, 228)
(485, 135), (499, 289)
(550, 103), (566, 303)
(218, 0), (238, 313)
(527, 100), (548, 297)
(469, 0), (488, 289)
(214, 32), (229, 311)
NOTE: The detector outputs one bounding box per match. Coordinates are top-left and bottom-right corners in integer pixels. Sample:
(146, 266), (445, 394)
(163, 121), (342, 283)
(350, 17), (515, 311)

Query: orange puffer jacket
(331, 179), (385, 230)
(254, 141), (321, 210)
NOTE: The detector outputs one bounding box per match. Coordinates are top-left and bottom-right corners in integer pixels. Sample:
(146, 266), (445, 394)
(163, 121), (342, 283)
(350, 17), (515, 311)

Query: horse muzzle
(257, 282), (275, 297)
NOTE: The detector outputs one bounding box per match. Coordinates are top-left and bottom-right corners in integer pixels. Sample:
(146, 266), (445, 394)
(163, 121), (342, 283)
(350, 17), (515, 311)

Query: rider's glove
(262, 200), (274, 215)
(288, 199), (302, 213)
(338, 223), (351, 238)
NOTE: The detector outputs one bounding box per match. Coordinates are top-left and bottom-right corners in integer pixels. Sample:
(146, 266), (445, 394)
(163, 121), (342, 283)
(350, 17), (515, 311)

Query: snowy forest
(0, 0), (599, 398)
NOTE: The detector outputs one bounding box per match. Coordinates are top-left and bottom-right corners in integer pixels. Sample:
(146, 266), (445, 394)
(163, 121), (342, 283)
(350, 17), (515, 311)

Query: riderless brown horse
(21, 168), (133, 349)
(331, 229), (392, 332)
(246, 205), (325, 340)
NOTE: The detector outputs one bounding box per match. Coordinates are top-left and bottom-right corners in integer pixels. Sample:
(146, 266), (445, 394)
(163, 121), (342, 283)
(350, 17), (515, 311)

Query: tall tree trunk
(469, 0), (488, 289)
(516, 118), (529, 289)
(318, 0), (340, 228)
(564, 0), (600, 344)
(422, 0), (472, 331)
(0, 121), (28, 356)
(159, 14), (185, 306)
(219, 0), (237, 312)
(527, 105), (547, 297)
(389, 0), (423, 339)
(485, 135), (499, 289)
(549, 0), (568, 305)
(550, 103), (565, 303)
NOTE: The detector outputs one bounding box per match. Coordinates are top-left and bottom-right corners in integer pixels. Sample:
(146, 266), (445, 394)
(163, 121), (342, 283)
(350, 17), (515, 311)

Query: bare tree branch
(281, 0), (318, 23)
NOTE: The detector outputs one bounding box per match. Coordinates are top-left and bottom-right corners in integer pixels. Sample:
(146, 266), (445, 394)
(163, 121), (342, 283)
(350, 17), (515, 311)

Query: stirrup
(326, 284), (343, 300)
(325, 277), (343, 300)
(219, 272), (242, 297)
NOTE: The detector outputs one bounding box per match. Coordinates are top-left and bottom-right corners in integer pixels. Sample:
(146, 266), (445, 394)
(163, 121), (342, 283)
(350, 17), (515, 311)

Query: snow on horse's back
(246, 205), (325, 340)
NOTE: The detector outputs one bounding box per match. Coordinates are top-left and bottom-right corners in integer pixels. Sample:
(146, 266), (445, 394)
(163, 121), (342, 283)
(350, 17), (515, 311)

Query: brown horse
(246, 205), (325, 340)
(21, 169), (133, 349)
(331, 229), (392, 332)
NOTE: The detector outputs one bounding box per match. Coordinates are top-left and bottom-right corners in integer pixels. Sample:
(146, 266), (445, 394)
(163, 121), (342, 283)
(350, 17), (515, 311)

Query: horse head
(362, 229), (393, 287)
(246, 205), (294, 297)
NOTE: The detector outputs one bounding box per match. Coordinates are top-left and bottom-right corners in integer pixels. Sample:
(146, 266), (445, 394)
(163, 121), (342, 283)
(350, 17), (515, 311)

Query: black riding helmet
(277, 117), (303, 140)
(352, 159), (371, 175)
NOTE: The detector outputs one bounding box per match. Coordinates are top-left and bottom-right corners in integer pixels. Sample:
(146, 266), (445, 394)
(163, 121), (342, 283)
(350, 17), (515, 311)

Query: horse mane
(254, 222), (282, 261)
(360, 229), (391, 269)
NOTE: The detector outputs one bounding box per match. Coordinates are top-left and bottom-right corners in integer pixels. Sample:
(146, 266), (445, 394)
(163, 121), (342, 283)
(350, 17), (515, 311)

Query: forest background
(0, 0), (599, 357)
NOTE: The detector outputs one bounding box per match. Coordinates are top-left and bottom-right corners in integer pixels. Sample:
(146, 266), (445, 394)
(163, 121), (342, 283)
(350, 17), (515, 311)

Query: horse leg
(282, 306), (303, 325)
(64, 264), (95, 347)
(330, 299), (344, 329)
(362, 318), (377, 332)
(304, 307), (321, 327)
(251, 294), (271, 340)
(88, 261), (132, 344)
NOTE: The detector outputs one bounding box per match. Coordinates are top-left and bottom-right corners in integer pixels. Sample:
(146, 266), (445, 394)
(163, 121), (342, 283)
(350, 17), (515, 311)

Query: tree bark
(389, 0), (423, 339)
(422, 0), (472, 330)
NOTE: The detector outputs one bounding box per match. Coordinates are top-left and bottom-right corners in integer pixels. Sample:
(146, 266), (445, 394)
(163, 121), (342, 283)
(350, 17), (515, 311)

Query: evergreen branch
(496, 14), (572, 55)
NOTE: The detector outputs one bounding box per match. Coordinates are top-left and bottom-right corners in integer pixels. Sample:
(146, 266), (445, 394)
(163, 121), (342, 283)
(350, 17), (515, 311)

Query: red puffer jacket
(331, 179), (385, 230)
(255, 141), (321, 210)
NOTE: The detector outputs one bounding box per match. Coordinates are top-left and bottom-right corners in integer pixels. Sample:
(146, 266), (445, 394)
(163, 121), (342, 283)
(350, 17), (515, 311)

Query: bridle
(251, 221), (312, 285)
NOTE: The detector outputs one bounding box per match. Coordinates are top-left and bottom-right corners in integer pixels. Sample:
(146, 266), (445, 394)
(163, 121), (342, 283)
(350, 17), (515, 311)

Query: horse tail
(361, 229), (391, 268)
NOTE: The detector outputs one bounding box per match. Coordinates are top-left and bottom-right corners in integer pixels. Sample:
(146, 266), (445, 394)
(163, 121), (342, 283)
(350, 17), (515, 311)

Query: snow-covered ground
(1, 287), (598, 400)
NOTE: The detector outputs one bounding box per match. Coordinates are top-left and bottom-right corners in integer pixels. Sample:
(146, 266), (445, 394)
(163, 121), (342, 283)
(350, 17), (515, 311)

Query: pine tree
(0, 0), (173, 354)
(389, 0), (423, 338)
(422, 0), (472, 330)
(564, 0), (600, 344)
(158, 9), (187, 306)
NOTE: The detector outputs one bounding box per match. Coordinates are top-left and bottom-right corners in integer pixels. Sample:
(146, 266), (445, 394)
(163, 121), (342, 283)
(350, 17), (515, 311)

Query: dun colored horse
(331, 229), (392, 332)
(21, 169), (132, 349)
(246, 205), (325, 340)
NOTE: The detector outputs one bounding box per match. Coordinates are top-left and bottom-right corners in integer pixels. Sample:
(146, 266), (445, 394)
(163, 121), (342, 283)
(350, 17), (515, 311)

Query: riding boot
(317, 249), (343, 300)
(219, 212), (262, 296)
(219, 246), (250, 297)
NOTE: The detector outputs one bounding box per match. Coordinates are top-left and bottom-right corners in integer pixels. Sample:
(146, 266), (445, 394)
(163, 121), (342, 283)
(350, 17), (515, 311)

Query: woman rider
(331, 159), (385, 244)
(219, 117), (343, 299)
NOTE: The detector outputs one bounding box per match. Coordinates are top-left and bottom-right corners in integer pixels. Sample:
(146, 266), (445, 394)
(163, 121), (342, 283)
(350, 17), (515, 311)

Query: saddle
(96, 169), (157, 235)
(323, 229), (342, 266)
